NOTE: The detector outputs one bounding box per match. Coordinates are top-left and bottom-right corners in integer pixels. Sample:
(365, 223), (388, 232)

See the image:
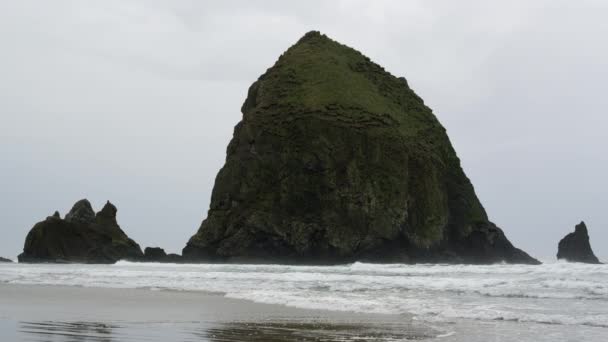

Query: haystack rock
(183, 31), (539, 265)
(18, 199), (143, 263)
(557, 221), (601, 264)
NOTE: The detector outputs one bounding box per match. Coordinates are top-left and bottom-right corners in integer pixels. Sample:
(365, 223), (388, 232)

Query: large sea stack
(183, 31), (538, 265)
(557, 221), (601, 264)
(18, 199), (143, 263)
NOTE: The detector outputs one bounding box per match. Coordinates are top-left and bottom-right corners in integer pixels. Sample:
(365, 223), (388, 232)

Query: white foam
(1, 261), (607, 328)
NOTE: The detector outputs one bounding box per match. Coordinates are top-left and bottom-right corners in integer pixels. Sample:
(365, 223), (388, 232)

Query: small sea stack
(18, 199), (143, 264)
(0, 257), (12, 263)
(143, 247), (183, 263)
(144, 247), (167, 260)
(557, 221), (601, 264)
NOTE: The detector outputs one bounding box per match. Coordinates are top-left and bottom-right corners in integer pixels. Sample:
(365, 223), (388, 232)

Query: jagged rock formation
(0, 257), (12, 263)
(183, 31), (539, 265)
(557, 221), (601, 264)
(18, 199), (143, 264)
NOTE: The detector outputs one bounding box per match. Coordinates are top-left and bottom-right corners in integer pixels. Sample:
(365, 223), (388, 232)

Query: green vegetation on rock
(183, 31), (538, 264)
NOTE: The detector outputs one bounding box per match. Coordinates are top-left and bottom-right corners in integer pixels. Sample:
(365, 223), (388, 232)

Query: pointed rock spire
(96, 201), (118, 226)
(557, 221), (601, 264)
(98, 201), (117, 218)
(65, 199), (95, 224)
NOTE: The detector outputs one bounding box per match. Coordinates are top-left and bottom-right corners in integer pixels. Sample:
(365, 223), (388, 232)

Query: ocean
(1, 261), (607, 341)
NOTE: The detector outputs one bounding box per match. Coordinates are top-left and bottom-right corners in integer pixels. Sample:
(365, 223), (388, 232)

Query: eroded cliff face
(183, 31), (538, 264)
(18, 199), (143, 264)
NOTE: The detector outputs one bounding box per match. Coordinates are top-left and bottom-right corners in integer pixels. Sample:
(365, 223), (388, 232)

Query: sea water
(1, 261), (607, 341)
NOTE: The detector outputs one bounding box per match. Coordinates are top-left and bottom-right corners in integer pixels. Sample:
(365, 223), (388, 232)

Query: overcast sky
(1, 0), (606, 261)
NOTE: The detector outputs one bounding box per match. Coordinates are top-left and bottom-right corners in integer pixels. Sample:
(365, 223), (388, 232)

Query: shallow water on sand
(1, 261), (607, 341)
(0, 283), (434, 341)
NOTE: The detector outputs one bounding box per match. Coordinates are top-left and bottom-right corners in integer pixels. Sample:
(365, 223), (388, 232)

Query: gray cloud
(1, 0), (606, 261)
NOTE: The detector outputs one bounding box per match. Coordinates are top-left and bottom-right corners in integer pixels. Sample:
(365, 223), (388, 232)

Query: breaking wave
(1, 260), (607, 328)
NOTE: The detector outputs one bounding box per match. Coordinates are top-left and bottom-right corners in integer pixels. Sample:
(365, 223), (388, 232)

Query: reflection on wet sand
(18, 320), (435, 342)
(198, 321), (435, 341)
(3, 284), (441, 342)
(20, 321), (118, 342)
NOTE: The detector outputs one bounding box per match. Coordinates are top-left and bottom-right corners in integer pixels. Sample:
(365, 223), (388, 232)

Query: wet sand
(0, 284), (436, 341)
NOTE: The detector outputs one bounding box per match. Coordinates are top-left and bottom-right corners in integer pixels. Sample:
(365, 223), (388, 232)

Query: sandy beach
(0, 283), (435, 341)
(2, 260), (608, 341)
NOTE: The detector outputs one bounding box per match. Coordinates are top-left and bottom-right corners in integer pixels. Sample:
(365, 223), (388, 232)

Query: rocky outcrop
(164, 253), (183, 263)
(183, 31), (539, 265)
(142, 247), (183, 263)
(144, 247), (167, 260)
(557, 221), (601, 264)
(64, 199), (95, 224)
(0, 257), (12, 263)
(18, 199), (143, 264)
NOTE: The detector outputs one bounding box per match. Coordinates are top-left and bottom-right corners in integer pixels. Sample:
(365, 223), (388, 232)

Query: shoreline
(0, 283), (437, 341)
(2, 262), (607, 341)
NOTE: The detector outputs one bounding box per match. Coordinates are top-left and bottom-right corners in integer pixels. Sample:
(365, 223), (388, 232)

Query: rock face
(557, 221), (601, 264)
(142, 247), (183, 263)
(183, 31), (539, 265)
(164, 253), (183, 263)
(144, 247), (167, 260)
(0, 257), (12, 263)
(18, 200), (143, 263)
(64, 199), (95, 224)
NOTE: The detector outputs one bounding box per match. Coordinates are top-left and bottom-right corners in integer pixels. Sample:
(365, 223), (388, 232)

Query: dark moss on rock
(18, 199), (143, 264)
(557, 221), (601, 264)
(183, 31), (539, 265)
